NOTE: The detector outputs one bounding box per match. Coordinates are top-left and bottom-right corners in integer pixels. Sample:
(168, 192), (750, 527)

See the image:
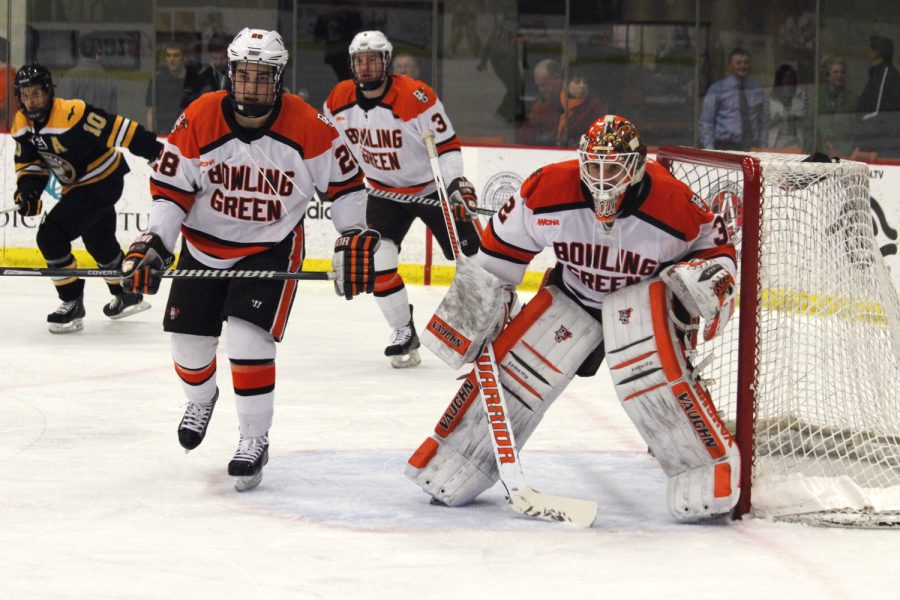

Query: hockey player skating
(407, 115), (741, 521)
(11, 63), (163, 333)
(323, 30), (481, 368)
(120, 28), (377, 492)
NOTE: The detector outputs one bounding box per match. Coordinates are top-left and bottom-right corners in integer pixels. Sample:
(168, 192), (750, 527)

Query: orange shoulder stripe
(325, 80), (358, 114)
(271, 95), (337, 160)
(522, 160), (587, 212)
(150, 179), (195, 212)
(481, 220), (537, 264)
(386, 76), (437, 121)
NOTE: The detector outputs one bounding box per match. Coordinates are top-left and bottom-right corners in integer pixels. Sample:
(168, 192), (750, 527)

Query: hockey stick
(422, 129), (598, 527)
(0, 267), (335, 280)
(366, 185), (497, 216)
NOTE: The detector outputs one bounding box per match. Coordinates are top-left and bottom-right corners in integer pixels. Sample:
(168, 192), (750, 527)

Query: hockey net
(657, 146), (900, 527)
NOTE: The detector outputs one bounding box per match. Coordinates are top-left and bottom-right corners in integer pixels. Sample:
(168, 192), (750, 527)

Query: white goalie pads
(406, 285), (604, 506)
(421, 254), (509, 368)
(601, 277), (740, 520)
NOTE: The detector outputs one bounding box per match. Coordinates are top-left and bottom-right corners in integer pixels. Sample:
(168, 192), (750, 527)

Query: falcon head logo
(554, 325), (572, 343)
(618, 308), (633, 324)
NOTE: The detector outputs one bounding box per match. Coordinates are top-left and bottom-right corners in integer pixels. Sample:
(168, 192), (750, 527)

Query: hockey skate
(384, 305), (421, 368)
(103, 292), (151, 320)
(177, 388), (219, 451)
(47, 296), (85, 334)
(228, 433), (269, 492)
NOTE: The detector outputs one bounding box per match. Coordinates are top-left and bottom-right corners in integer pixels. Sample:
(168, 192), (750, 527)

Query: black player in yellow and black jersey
(12, 63), (163, 333)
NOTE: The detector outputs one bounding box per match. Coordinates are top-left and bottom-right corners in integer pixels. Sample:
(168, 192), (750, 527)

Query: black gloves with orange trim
(333, 228), (381, 300)
(447, 177), (478, 221)
(121, 232), (174, 295)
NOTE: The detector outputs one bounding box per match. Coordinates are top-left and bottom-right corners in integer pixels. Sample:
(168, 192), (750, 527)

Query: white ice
(1, 276), (898, 599)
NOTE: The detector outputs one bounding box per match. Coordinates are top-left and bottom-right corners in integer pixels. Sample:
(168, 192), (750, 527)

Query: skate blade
(391, 348), (421, 369)
(48, 319), (84, 334)
(233, 471), (263, 492)
(106, 301), (152, 320)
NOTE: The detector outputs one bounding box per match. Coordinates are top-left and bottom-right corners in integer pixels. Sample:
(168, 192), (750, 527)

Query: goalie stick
(365, 185), (497, 216)
(422, 129), (598, 527)
(0, 267), (335, 280)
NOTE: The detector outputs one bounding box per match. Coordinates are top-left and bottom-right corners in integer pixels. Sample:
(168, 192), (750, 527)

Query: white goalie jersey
(478, 158), (738, 306)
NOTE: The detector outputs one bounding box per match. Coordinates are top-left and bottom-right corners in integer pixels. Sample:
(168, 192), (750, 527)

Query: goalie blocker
(407, 276), (739, 519)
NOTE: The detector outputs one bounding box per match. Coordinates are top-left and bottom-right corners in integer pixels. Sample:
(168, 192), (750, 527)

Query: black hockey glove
(121, 232), (174, 295)
(332, 228), (381, 300)
(15, 188), (42, 217)
(447, 177), (478, 221)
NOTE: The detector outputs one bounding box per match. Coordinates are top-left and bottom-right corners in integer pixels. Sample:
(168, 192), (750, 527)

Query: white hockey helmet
(227, 28), (289, 117)
(348, 30), (393, 91)
(577, 115), (647, 223)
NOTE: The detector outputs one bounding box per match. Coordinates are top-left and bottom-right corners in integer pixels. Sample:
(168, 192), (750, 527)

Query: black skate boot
(228, 433), (270, 492)
(177, 388), (219, 451)
(47, 295), (86, 334)
(384, 304), (421, 368)
(103, 292), (151, 319)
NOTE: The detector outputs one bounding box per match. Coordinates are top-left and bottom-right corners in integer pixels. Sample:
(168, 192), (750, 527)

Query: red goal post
(656, 145), (900, 526)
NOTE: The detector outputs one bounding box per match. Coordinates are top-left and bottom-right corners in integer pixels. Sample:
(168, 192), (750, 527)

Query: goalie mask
(577, 115), (647, 222)
(349, 30), (393, 92)
(227, 28), (288, 118)
(14, 63), (55, 123)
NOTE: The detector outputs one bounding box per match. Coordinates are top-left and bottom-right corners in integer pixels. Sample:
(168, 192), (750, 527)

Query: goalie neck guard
(226, 28), (289, 119)
(14, 63), (55, 123)
(577, 115), (647, 223)
(349, 30), (393, 92)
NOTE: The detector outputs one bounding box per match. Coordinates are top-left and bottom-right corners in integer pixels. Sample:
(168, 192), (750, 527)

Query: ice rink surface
(1, 275), (898, 599)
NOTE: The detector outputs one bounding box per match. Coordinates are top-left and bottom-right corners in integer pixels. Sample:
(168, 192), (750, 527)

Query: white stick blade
(509, 488), (598, 527)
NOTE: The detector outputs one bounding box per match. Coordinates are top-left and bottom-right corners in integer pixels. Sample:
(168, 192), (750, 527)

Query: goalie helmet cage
(656, 146), (900, 527)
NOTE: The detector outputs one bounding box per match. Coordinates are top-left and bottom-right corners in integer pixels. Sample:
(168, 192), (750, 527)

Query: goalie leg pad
(601, 278), (740, 519)
(406, 285), (604, 506)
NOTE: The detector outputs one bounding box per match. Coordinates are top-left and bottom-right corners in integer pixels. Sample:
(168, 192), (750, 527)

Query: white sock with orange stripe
(373, 241), (411, 328)
(226, 317), (276, 438)
(171, 333), (219, 404)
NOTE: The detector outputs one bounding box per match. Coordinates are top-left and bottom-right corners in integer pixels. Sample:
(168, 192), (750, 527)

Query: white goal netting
(660, 148), (900, 527)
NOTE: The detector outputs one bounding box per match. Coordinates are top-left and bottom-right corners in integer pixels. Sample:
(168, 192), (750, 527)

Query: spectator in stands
(393, 53), (421, 80)
(816, 57), (857, 156)
(556, 69), (607, 147)
(145, 40), (203, 134)
(767, 63), (810, 151)
(854, 35), (900, 158)
(59, 33), (118, 114)
(197, 34), (230, 94)
(0, 36), (16, 133)
(516, 58), (563, 146)
(699, 47), (768, 151)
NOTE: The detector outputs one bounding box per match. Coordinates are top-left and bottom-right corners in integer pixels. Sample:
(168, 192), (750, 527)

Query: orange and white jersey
(149, 91), (366, 268)
(323, 74), (463, 196)
(479, 159), (737, 309)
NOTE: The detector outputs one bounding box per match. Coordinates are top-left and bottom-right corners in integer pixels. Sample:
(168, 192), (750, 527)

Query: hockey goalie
(406, 115), (741, 520)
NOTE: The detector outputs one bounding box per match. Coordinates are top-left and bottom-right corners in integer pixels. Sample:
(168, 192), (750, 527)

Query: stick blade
(509, 488), (598, 527)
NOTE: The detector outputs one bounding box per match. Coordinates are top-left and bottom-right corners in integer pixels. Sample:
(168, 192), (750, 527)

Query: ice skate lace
(181, 402), (214, 433)
(233, 435), (268, 462)
(53, 300), (80, 315)
(388, 324), (413, 346)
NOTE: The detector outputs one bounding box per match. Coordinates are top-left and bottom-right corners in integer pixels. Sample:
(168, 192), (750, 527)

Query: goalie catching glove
(332, 228), (381, 300)
(121, 232), (174, 295)
(660, 259), (735, 341)
(447, 176), (478, 221)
